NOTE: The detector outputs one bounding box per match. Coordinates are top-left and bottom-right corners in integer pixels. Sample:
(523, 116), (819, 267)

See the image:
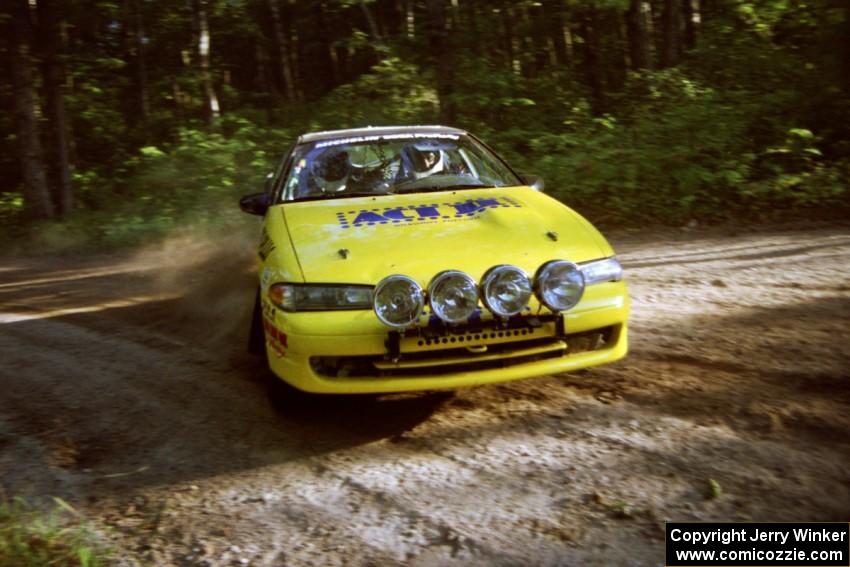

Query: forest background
(2, 0), (849, 250)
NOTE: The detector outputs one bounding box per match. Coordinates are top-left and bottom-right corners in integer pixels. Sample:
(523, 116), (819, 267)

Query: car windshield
(280, 133), (521, 201)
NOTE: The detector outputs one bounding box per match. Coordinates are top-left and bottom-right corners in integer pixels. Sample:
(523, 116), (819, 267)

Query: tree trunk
(37, 0), (73, 217)
(526, 4), (548, 76)
(660, 0), (681, 67)
(268, 0), (296, 101)
(609, 12), (629, 89)
(682, 0), (696, 51)
(8, 0), (54, 220)
(192, 0), (220, 123)
(542, 0), (569, 67)
(578, 7), (607, 115)
(426, 0), (455, 123)
(564, 24), (575, 65)
(844, 2), (850, 94)
(463, 0), (481, 55)
(405, 0), (415, 39)
(120, 0), (149, 141)
(360, 0), (383, 41)
(500, 3), (517, 74)
(627, 0), (652, 70)
(171, 79), (186, 122)
(131, 0), (150, 131)
(316, 1), (338, 91)
(699, 0), (715, 25)
(256, 42), (273, 95)
(286, 0), (303, 101)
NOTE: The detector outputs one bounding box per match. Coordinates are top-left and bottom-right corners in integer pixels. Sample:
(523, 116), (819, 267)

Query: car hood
(278, 186), (612, 284)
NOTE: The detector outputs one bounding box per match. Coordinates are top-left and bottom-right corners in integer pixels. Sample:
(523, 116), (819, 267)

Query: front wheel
(266, 370), (346, 415)
(248, 290), (265, 355)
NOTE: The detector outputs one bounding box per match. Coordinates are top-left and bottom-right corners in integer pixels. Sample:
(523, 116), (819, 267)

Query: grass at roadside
(0, 496), (110, 567)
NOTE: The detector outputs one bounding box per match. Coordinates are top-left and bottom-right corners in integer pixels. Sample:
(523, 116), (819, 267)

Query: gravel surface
(1, 222), (848, 566)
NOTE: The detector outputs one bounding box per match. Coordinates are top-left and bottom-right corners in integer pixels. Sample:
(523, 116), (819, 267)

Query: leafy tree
(0, 0), (847, 246)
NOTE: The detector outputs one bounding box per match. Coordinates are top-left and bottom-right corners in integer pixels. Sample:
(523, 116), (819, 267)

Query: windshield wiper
(291, 191), (391, 202)
(396, 184), (496, 194)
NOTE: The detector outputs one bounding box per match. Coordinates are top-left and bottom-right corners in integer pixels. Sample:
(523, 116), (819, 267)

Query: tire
(265, 370), (325, 413)
(248, 289), (265, 355)
(249, 288), (322, 411)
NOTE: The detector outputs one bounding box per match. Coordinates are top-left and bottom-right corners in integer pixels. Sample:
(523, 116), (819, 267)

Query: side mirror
(519, 173), (544, 192)
(239, 192), (270, 216)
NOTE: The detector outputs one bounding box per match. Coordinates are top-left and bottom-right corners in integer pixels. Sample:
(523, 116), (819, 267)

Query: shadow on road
(0, 263), (452, 501)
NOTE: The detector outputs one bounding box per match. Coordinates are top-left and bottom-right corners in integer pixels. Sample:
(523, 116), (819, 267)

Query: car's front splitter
(265, 321), (628, 395)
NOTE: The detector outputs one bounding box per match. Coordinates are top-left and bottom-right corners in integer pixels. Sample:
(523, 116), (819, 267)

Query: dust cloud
(1, 223), (849, 565)
(125, 221), (261, 353)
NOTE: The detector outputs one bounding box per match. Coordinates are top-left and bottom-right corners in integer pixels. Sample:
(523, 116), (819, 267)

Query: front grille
(311, 325), (615, 379)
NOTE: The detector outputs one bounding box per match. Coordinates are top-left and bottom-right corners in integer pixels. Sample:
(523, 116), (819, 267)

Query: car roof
(297, 125), (467, 144)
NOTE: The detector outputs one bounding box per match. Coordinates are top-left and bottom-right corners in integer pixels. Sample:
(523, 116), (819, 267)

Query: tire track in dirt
(1, 223), (849, 566)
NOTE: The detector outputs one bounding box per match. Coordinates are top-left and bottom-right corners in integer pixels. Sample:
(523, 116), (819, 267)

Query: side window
(279, 144), (315, 201)
(270, 144), (295, 202)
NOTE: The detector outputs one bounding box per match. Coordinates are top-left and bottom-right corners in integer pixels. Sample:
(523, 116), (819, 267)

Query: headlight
(269, 283), (373, 312)
(373, 275), (424, 329)
(480, 265), (532, 318)
(580, 257), (623, 285)
(428, 270), (479, 323)
(534, 260), (585, 312)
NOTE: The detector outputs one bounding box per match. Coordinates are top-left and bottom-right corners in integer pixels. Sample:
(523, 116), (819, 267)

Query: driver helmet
(407, 142), (444, 178)
(312, 148), (350, 192)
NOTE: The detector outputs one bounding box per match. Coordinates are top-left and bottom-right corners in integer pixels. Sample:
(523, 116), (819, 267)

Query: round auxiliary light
(535, 260), (585, 312)
(480, 265), (533, 318)
(373, 275), (424, 329)
(428, 270), (479, 324)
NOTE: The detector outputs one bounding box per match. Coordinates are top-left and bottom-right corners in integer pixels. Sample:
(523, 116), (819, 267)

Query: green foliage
(0, 497), (109, 566)
(449, 56), (540, 134)
(9, 115), (287, 251)
(100, 116), (289, 244)
(740, 128), (848, 206)
(310, 57), (440, 129)
(516, 70), (758, 220)
(466, 57), (847, 223)
(0, 193), (24, 226)
(2, 0), (848, 249)
(706, 478), (723, 500)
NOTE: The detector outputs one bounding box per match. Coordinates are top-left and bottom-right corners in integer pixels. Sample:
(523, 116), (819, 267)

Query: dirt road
(1, 223), (849, 566)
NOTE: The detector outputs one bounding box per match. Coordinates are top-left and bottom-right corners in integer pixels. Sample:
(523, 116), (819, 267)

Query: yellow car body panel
(256, 183), (629, 394)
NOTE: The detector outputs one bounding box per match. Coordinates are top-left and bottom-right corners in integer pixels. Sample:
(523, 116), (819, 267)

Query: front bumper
(264, 281), (629, 394)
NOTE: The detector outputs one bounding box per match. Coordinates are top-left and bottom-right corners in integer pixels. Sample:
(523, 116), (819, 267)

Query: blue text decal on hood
(336, 197), (522, 228)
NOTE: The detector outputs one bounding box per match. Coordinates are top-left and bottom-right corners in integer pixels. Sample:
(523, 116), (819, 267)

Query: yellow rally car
(239, 126), (629, 395)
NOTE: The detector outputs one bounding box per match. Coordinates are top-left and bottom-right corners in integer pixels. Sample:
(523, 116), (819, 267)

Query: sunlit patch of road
(0, 294), (180, 323)
(0, 224), (848, 565)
